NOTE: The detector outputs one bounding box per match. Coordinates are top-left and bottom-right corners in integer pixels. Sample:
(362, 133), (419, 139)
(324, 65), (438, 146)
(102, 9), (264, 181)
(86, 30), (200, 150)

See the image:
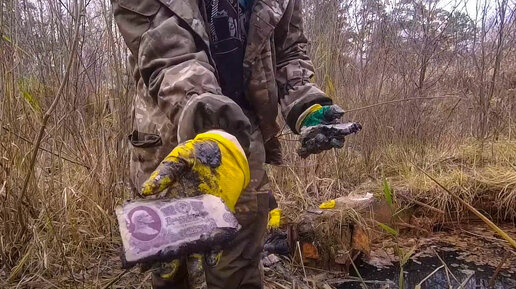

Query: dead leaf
(351, 226), (371, 256)
(302, 242), (319, 260)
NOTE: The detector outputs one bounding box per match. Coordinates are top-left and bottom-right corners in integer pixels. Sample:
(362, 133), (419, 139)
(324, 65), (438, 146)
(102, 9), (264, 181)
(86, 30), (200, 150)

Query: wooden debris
(286, 192), (377, 271)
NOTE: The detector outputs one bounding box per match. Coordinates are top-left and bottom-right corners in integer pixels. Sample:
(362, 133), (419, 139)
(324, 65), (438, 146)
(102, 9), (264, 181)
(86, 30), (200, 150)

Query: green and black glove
(297, 104), (361, 158)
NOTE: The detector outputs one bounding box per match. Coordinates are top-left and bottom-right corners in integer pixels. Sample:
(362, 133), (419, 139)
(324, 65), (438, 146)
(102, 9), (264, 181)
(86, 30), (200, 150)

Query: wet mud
(321, 105), (346, 123)
(340, 223), (516, 289)
(194, 141), (221, 168)
(142, 161), (187, 195)
(345, 247), (516, 289)
(298, 123), (362, 158)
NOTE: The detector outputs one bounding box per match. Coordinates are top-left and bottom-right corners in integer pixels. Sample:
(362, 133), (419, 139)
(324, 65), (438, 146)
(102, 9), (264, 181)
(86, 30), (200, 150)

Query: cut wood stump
(284, 192), (395, 272)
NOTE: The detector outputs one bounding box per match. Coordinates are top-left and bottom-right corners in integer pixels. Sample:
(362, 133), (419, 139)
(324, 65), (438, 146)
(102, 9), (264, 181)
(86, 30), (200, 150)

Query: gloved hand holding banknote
(116, 130), (250, 286)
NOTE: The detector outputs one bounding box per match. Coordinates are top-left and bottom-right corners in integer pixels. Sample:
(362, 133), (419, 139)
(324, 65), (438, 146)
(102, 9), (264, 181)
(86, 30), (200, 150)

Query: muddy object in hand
(298, 122), (362, 158)
(321, 105), (345, 123)
(116, 195), (240, 268)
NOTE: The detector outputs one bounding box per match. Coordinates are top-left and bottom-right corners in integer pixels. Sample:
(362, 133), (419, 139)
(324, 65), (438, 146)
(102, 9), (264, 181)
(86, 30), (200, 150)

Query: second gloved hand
(298, 104), (345, 128)
(140, 130), (250, 211)
(297, 104), (361, 158)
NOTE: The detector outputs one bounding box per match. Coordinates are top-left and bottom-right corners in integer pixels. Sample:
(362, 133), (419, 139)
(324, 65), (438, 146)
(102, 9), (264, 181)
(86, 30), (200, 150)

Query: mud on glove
(296, 104), (361, 158)
(140, 130), (250, 211)
(141, 130), (249, 281)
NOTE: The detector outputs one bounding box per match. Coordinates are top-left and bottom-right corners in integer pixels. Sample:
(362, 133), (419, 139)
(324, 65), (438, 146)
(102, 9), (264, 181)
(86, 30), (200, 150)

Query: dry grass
(3, 128), (514, 288)
(271, 136), (516, 225)
(1, 0), (516, 287)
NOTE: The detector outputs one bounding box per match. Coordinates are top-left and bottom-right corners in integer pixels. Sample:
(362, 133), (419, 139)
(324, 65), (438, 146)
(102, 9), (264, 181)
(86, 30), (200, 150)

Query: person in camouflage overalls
(112, 0), (349, 288)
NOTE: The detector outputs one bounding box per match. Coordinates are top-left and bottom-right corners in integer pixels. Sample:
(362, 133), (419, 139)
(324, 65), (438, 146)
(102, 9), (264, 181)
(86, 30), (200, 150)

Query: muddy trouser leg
(204, 125), (269, 289)
(204, 193), (268, 289)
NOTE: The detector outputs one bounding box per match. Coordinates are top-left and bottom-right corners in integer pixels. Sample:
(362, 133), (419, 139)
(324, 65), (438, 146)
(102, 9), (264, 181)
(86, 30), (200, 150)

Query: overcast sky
(440, 0), (496, 18)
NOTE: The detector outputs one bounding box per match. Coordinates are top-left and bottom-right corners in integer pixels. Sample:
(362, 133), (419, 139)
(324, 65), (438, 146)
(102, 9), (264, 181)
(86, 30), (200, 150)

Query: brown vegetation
(0, 0), (515, 287)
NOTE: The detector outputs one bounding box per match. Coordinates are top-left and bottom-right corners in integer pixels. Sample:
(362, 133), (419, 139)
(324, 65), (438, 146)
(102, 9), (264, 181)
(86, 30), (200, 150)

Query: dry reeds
(1, 0), (515, 287)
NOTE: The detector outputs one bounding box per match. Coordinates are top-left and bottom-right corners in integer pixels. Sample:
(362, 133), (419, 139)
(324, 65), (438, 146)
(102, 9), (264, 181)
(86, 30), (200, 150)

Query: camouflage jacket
(112, 0), (332, 189)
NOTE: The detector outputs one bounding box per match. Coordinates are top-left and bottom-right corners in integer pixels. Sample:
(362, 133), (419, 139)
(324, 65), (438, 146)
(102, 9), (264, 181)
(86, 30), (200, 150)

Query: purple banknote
(116, 195), (240, 268)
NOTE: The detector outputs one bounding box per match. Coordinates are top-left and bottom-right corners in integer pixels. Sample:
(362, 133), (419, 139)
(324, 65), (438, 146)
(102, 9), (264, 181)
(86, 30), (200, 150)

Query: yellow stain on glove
(268, 208), (282, 229)
(319, 199), (336, 209)
(141, 131), (249, 212)
(159, 259), (182, 280)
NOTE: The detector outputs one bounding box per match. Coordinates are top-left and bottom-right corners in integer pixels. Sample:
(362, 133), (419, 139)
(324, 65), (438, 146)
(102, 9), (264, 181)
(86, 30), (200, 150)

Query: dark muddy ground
(344, 248), (516, 289)
(341, 224), (516, 289)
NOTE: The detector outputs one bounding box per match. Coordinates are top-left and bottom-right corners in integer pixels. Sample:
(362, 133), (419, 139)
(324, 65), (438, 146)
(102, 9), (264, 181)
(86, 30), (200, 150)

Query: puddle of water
(340, 249), (516, 289)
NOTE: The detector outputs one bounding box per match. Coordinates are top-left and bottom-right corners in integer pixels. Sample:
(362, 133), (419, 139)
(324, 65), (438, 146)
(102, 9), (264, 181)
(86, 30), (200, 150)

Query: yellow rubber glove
(157, 254), (208, 288)
(268, 208), (282, 229)
(142, 130), (249, 281)
(141, 130), (250, 211)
